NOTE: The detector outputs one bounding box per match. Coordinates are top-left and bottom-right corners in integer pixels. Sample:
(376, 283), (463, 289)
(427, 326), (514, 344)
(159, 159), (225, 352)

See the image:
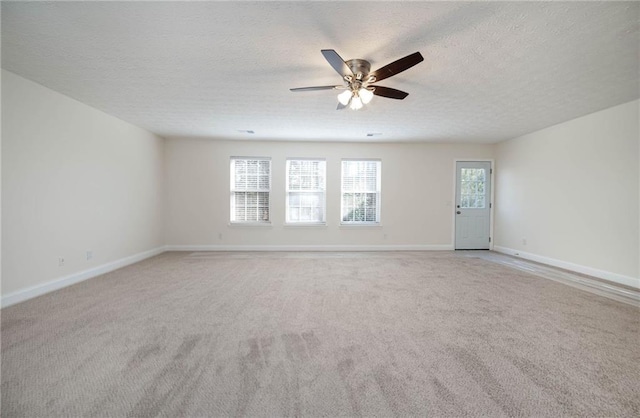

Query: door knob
(456, 211), (461, 214)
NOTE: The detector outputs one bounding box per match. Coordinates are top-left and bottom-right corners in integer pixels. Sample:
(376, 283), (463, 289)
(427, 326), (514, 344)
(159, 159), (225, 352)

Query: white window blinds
(286, 159), (326, 224)
(341, 160), (381, 224)
(230, 157), (271, 223)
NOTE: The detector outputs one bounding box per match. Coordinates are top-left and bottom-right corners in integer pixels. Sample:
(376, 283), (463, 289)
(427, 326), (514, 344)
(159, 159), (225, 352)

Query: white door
(455, 161), (491, 250)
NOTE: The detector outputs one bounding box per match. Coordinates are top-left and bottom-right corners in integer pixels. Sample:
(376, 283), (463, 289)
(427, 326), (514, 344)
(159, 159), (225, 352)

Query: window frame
(285, 158), (327, 225)
(229, 157), (272, 224)
(340, 159), (382, 225)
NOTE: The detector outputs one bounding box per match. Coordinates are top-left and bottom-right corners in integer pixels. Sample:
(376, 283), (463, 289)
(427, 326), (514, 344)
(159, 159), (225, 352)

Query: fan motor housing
(345, 59), (371, 77)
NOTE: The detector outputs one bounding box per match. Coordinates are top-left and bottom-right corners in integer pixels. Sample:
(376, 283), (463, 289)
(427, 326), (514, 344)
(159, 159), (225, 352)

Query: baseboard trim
(165, 244), (454, 252)
(493, 246), (639, 289)
(1, 247), (166, 308)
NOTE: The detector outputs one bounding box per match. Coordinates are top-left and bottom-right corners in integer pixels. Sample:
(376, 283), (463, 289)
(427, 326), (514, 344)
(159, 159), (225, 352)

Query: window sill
(283, 223), (328, 228)
(228, 222), (273, 228)
(339, 223), (383, 229)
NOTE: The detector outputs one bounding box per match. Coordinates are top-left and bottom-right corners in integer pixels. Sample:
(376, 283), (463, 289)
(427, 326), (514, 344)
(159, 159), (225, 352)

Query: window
(341, 160), (381, 224)
(230, 157), (271, 223)
(286, 159), (326, 224)
(460, 168), (486, 208)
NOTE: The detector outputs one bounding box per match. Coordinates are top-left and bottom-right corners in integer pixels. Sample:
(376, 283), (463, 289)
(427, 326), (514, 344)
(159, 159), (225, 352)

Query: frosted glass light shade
(350, 96), (363, 110)
(359, 88), (374, 104)
(337, 90), (353, 106)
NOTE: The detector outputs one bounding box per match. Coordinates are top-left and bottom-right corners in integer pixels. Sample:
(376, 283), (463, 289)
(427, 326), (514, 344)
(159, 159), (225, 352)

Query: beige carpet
(2, 251), (639, 417)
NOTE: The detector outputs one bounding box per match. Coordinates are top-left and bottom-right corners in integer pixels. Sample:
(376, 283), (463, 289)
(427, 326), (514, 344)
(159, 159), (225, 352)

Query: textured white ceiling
(2, 1), (638, 143)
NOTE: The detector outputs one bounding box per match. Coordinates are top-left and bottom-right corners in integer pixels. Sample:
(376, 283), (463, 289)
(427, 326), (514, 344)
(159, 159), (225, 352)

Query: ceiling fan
(290, 49), (424, 110)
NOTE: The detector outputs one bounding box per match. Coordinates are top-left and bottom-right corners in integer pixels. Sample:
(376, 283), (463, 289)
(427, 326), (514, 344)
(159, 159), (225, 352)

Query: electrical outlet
(58, 257), (65, 267)
(86, 250), (93, 261)
(218, 233), (223, 240)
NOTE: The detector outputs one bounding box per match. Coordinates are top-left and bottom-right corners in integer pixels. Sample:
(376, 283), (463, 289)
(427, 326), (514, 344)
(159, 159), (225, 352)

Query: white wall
(165, 139), (494, 249)
(1, 70), (165, 299)
(494, 100), (639, 286)
(1, 69), (3, 301)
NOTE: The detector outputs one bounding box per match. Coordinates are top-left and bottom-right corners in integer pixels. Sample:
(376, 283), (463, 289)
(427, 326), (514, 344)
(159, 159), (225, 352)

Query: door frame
(452, 159), (495, 250)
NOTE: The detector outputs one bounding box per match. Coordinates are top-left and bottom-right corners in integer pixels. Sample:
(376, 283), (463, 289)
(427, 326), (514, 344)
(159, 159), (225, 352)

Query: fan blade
(290, 85), (341, 92)
(372, 86), (409, 100)
(369, 52), (424, 83)
(321, 49), (353, 77)
(336, 102), (348, 110)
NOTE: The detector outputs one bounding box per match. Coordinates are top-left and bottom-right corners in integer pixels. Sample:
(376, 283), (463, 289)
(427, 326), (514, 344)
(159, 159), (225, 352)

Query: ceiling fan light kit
(291, 50), (424, 110)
